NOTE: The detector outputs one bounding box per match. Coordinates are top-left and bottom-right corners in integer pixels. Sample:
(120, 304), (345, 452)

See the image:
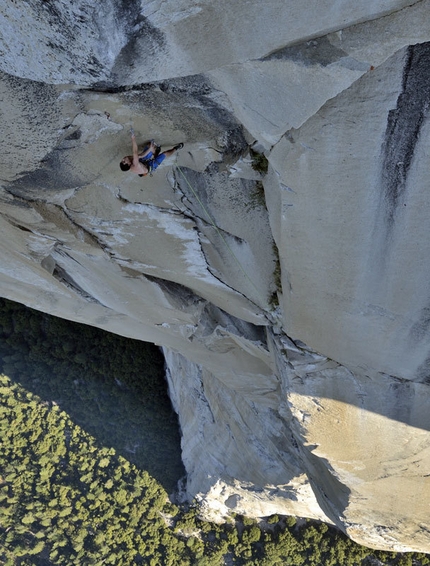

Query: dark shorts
(149, 153), (166, 170)
(139, 152), (166, 172)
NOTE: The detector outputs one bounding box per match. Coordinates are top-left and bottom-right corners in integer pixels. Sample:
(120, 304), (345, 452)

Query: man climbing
(120, 131), (183, 177)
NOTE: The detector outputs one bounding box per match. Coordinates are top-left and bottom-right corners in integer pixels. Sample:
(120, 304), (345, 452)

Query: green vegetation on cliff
(0, 374), (187, 564)
(0, 297), (184, 492)
(0, 298), (428, 565)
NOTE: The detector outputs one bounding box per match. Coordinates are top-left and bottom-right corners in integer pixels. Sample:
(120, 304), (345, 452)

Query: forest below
(0, 297), (428, 565)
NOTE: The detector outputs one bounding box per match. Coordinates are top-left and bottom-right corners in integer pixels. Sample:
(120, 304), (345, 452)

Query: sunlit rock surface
(1, 0), (430, 552)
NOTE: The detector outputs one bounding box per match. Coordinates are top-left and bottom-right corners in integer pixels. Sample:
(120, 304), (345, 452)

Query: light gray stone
(267, 45), (430, 381)
(1, 0), (430, 553)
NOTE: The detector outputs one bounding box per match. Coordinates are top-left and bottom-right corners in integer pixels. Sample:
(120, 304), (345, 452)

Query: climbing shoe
(174, 143), (184, 150)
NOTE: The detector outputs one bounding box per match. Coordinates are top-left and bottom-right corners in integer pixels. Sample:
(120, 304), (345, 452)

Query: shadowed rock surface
(1, 0), (430, 553)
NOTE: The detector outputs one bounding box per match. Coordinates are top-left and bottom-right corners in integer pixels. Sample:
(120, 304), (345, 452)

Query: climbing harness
(138, 160), (154, 177)
(138, 142), (161, 177)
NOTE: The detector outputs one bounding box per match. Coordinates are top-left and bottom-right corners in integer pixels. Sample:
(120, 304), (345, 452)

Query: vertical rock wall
(1, 0), (430, 553)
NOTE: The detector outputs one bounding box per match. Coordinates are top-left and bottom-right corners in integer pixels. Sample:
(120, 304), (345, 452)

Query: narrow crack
(172, 171), (247, 243)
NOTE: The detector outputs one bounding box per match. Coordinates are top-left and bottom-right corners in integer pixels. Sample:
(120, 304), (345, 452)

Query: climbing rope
(175, 164), (268, 307)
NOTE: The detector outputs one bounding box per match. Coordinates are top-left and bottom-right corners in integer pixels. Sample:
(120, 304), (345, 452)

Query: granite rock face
(1, 0), (430, 552)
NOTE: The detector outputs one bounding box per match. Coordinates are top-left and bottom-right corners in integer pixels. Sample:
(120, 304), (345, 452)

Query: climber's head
(120, 156), (132, 171)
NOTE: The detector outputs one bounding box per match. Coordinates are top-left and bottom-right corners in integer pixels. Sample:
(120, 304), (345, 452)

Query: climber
(120, 131), (183, 177)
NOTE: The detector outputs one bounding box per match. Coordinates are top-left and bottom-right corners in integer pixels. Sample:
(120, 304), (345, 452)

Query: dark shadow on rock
(263, 36), (347, 67)
(381, 43), (430, 229)
(0, 298), (185, 494)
